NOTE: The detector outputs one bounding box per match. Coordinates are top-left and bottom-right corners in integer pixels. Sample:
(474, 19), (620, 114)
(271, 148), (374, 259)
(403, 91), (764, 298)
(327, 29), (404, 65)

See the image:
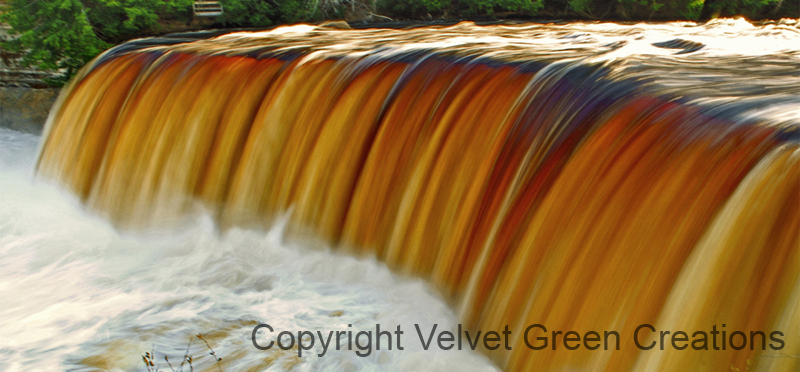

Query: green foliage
(218, 0), (309, 28)
(220, 0), (278, 27)
(0, 0), (110, 84)
(565, 0), (710, 19)
(84, 0), (194, 42)
(0, 0), (195, 84)
(275, 0), (308, 23)
(679, 0), (704, 19)
(702, 0), (781, 18)
(567, 0), (594, 16)
(614, 0), (666, 18)
(377, 0), (451, 18)
(458, 0), (544, 16)
(378, 0), (543, 17)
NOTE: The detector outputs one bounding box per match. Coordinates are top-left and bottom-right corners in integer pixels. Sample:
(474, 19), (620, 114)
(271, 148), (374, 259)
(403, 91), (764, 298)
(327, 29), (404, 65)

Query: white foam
(0, 128), (497, 371)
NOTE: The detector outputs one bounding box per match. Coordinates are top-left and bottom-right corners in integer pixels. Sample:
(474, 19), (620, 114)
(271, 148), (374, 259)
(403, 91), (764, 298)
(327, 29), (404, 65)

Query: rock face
(0, 87), (60, 134)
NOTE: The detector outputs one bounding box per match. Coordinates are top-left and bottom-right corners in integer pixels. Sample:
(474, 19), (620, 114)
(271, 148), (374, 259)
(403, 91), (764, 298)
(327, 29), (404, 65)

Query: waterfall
(35, 21), (799, 371)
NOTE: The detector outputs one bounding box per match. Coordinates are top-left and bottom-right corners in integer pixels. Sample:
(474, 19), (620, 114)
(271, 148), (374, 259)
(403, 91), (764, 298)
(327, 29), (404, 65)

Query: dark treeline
(377, 0), (793, 20)
(0, 0), (797, 84)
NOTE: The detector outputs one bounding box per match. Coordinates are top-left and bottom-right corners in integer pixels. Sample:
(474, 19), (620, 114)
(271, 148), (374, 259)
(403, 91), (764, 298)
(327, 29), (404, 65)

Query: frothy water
(0, 128), (497, 371)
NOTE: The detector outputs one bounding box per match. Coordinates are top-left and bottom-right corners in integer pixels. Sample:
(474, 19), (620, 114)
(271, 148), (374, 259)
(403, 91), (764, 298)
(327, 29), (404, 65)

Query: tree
(83, 0), (194, 43)
(0, 0), (193, 85)
(698, 0), (783, 20)
(1, 0), (109, 84)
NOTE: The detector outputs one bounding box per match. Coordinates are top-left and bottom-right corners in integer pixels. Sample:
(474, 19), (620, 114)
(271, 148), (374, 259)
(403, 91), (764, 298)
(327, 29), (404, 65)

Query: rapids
(0, 128), (497, 371)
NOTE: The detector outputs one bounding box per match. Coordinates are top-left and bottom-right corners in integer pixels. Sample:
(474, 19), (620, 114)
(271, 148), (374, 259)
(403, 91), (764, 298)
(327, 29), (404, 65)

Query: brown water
(33, 19), (800, 371)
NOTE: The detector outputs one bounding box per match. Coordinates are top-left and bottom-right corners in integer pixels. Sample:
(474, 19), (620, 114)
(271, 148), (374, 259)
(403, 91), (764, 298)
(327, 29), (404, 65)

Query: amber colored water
(35, 20), (799, 371)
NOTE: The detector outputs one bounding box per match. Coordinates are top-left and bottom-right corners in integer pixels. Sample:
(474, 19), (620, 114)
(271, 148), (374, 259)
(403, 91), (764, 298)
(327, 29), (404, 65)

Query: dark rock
(0, 87), (60, 134)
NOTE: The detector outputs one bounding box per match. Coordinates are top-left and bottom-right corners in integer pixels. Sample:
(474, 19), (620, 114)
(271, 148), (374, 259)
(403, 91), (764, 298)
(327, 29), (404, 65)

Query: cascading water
(4, 18), (799, 372)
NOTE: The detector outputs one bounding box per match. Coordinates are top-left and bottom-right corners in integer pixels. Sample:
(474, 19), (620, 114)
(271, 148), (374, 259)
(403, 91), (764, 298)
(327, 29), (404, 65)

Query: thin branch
(197, 334), (223, 372)
(367, 12), (393, 21)
(178, 337), (193, 372)
(165, 355), (176, 372)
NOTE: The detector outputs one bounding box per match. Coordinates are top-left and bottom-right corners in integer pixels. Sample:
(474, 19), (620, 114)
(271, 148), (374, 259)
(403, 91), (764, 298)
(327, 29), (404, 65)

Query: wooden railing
(193, 1), (224, 17)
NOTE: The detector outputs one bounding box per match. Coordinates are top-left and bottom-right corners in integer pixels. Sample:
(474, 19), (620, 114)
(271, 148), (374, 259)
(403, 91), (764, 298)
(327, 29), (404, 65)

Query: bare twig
(367, 12), (393, 21)
(143, 334), (224, 372)
(197, 334), (223, 372)
(179, 337), (193, 372)
(165, 355), (176, 372)
(142, 351), (157, 372)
